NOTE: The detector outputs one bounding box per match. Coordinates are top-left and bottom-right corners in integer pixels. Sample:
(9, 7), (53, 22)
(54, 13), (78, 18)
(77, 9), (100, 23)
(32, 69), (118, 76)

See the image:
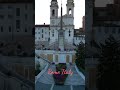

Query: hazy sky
(35, 0), (85, 29)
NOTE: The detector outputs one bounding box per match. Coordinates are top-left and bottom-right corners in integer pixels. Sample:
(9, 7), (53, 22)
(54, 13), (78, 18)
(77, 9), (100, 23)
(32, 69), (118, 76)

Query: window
(42, 34), (43, 38)
(52, 34), (54, 37)
(16, 8), (20, 16)
(8, 15), (13, 19)
(25, 28), (27, 32)
(8, 6), (13, 9)
(38, 32), (40, 34)
(69, 34), (70, 36)
(52, 9), (55, 16)
(69, 30), (71, 37)
(32, 28), (35, 35)
(0, 15), (4, 19)
(104, 27), (108, 33)
(33, 14), (35, 21)
(42, 29), (43, 33)
(33, 3), (35, 10)
(115, 0), (119, 4)
(68, 8), (72, 15)
(112, 28), (116, 33)
(25, 4), (28, 10)
(118, 29), (120, 33)
(98, 27), (101, 32)
(52, 30), (54, 37)
(1, 26), (3, 32)
(0, 6), (3, 9)
(9, 26), (11, 32)
(25, 14), (28, 20)
(16, 20), (20, 29)
(82, 36), (84, 40)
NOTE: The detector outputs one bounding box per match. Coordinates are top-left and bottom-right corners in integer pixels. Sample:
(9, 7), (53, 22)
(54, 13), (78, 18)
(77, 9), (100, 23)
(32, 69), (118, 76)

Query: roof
(74, 28), (85, 36)
(35, 24), (50, 27)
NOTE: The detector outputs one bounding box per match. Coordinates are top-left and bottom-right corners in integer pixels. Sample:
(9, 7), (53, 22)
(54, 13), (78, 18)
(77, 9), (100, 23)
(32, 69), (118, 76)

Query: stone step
(65, 65), (85, 85)
(41, 74), (53, 80)
(37, 65), (85, 85)
(38, 73), (54, 84)
(40, 74), (53, 80)
(37, 65), (55, 84)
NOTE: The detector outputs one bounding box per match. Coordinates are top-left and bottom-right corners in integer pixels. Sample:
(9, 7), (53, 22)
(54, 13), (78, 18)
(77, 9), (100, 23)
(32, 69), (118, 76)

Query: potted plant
(53, 63), (68, 85)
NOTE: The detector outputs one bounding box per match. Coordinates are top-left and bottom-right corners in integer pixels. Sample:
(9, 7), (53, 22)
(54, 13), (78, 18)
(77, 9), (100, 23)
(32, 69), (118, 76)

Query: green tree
(97, 35), (120, 90)
(35, 63), (41, 76)
(75, 43), (85, 71)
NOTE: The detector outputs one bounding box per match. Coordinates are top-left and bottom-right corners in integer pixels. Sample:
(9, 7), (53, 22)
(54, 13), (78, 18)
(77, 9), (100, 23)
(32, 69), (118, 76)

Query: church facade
(35, 0), (85, 64)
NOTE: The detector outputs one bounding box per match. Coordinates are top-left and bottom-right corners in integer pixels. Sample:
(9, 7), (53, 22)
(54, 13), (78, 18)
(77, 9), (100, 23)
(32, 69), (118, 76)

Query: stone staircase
(37, 64), (85, 85)
(37, 65), (56, 84)
(35, 41), (49, 50)
(44, 40), (76, 51)
(46, 41), (59, 50)
(64, 40), (76, 50)
(65, 65), (85, 85)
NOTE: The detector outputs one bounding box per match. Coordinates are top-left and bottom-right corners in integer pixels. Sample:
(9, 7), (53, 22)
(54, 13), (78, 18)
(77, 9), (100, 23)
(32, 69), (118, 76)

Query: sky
(35, 0), (85, 29)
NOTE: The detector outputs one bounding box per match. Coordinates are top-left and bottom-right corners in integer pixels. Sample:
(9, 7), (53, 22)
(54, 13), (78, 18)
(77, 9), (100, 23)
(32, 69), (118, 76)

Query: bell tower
(50, 0), (58, 18)
(66, 0), (74, 17)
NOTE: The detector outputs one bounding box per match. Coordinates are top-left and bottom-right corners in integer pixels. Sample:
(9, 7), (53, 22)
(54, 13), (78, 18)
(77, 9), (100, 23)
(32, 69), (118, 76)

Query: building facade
(0, 0), (34, 41)
(86, 0), (120, 90)
(35, 0), (85, 47)
(35, 0), (85, 64)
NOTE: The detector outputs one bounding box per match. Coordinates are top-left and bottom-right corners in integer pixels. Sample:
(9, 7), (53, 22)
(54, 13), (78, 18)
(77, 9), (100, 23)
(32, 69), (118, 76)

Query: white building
(73, 28), (85, 45)
(35, 0), (85, 64)
(0, 0), (34, 41)
(35, 0), (85, 47)
(35, 24), (50, 47)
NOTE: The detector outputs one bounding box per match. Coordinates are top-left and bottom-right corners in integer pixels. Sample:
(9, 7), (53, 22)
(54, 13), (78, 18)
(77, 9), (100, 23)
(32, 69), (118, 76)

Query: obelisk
(58, 3), (64, 51)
